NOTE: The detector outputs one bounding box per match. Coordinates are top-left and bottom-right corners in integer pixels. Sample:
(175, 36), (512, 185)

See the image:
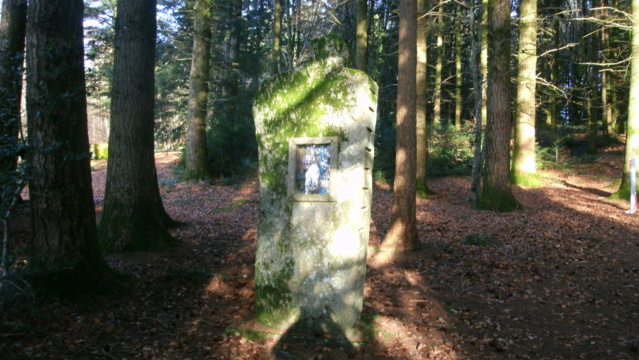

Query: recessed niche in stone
(288, 137), (338, 201)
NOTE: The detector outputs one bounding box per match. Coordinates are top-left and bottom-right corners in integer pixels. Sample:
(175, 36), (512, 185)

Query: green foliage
(92, 143), (108, 159)
(427, 123), (475, 177)
(206, 96), (259, 178)
(536, 142), (568, 170)
(537, 125), (623, 158)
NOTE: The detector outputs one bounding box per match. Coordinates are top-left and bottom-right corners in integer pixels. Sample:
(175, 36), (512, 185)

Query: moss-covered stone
(253, 35), (378, 334)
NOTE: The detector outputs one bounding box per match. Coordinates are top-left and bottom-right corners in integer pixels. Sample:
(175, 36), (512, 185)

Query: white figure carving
(305, 163), (320, 194)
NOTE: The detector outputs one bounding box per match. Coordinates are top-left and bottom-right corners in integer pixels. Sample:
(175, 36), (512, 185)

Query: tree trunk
(185, 0), (212, 180)
(550, 16), (560, 138)
(381, 0), (419, 253)
(272, 0), (281, 74)
(454, 4), (463, 131)
(416, 0), (432, 198)
(433, 0), (443, 127)
(611, 0), (639, 201)
(511, 0), (539, 187)
(26, 0), (121, 294)
(99, 0), (179, 253)
(355, 0), (368, 72)
(0, 0), (26, 175)
(601, 1), (612, 134)
(481, 0), (488, 129)
(470, 0), (484, 205)
(587, 32), (600, 155)
(476, 0), (521, 212)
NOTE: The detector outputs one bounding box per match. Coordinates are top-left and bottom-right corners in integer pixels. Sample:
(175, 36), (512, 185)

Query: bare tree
(511, 0), (540, 187)
(476, 0), (521, 211)
(26, 0), (120, 293)
(185, 0), (213, 180)
(99, 0), (179, 252)
(381, 0), (419, 253)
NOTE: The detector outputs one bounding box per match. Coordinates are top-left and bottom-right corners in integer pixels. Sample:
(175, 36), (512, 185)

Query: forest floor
(2, 146), (639, 360)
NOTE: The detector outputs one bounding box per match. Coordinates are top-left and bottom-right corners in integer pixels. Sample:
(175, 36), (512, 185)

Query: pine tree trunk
(416, 0), (432, 197)
(511, 0), (539, 187)
(0, 0), (26, 174)
(99, 0), (179, 253)
(26, 0), (120, 294)
(550, 16), (560, 138)
(454, 4), (462, 131)
(587, 33), (600, 155)
(481, 0), (489, 129)
(381, 0), (419, 254)
(433, 1), (443, 126)
(611, 0), (639, 200)
(272, 0), (281, 74)
(470, 0), (484, 205)
(601, 2), (612, 134)
(355, 0), (368, 72)
(477, 0), (521, 212)
(185, 0), (212, 180)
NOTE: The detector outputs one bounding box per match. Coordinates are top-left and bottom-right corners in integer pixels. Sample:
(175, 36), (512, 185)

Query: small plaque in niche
(288, 137), (338, 201)
(295, 144), (331, 194)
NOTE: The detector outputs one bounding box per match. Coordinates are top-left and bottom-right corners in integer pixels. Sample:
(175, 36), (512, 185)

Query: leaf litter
(1, 149), (638, 359)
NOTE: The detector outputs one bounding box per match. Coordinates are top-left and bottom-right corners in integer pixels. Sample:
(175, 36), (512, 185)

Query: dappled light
(3, 145), (639, 358)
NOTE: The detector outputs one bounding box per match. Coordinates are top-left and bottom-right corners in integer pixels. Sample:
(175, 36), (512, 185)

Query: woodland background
(1, 0), (639, 358)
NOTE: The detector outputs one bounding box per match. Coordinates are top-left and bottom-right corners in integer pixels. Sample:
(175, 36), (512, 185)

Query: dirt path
(1, 150), (638, 359)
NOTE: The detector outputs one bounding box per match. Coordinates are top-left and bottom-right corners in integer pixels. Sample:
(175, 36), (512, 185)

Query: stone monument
(252, 34), (378, 335)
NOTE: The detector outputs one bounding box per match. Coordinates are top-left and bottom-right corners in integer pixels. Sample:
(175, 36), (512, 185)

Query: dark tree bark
(355, 0), (368, 72)
(185, 0), (212, 180)
(470, 0), (485, 205)
(99, 0), (179, 253)
(381, 0), (419, 254)
(26, 0), (121, 294)
(0, 0), (27, 175)
(476, 0), (521, 212)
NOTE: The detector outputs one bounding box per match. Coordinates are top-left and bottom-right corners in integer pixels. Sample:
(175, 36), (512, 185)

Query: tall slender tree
(481, 0), (489, 129)
(356, 0), (368, 72)
(511, 0), (540, 187)
(26, 0), (120, 293)
(470, 0), (485, 204)
(381, 0), (419, 253)
(99, 0), (179, 252)
(432, 0), (444, 126)
(476, 0), (521, 211)
(454, 3), (463, 131)
(587, 29), (601, 155)
(273, 0), (282, 74)
(611, 0), (639, 201)
(0, 0), (27, 177)
(416, 0), (433, 197)
(184, 0), (213, 180)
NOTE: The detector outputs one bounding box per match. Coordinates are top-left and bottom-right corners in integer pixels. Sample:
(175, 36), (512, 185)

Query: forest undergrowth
(1, 146), (638, 360)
